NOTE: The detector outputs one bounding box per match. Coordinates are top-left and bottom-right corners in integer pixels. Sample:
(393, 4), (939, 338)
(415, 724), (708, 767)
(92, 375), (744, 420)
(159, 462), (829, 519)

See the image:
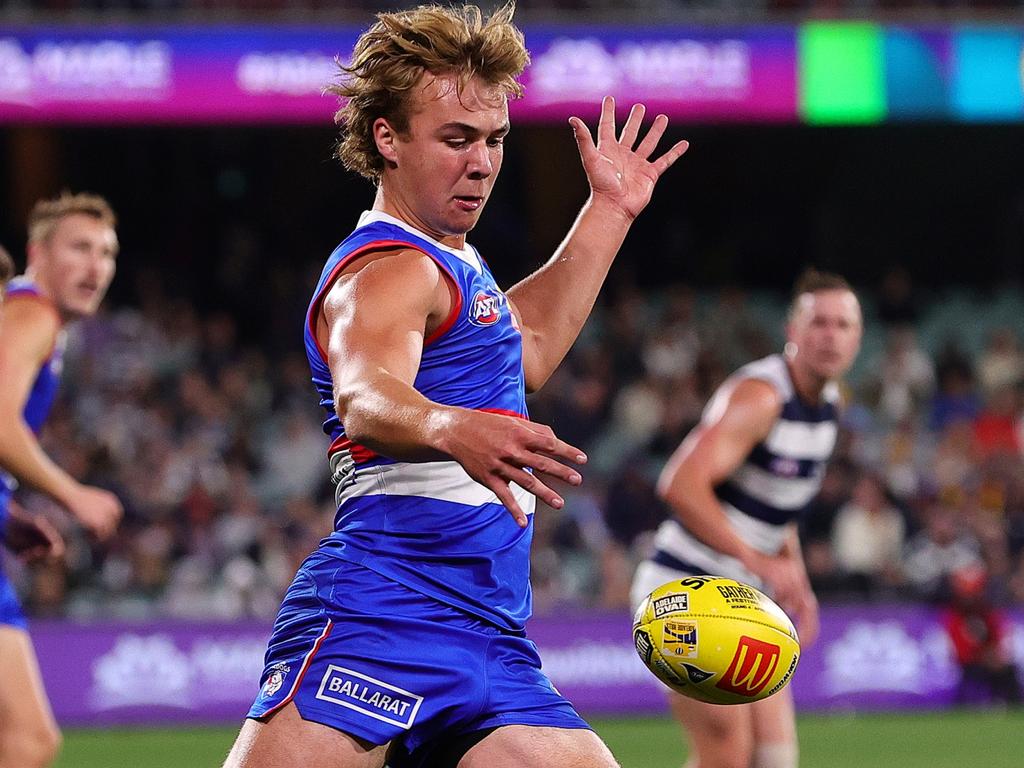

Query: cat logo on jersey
(469, 290), (503, 327)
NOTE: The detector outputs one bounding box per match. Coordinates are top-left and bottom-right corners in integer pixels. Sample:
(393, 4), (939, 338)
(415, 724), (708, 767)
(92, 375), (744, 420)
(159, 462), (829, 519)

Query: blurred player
(224, 4), (687, 768)
(0, 193), (124, 768)
(0, 244), (12, 295)
(631, 270), (862, 768)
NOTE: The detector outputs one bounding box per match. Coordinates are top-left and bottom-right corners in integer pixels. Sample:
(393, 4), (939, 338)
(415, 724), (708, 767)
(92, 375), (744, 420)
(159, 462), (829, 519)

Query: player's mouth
(76, 282), (100, 299)
(454, 195), (484, 211)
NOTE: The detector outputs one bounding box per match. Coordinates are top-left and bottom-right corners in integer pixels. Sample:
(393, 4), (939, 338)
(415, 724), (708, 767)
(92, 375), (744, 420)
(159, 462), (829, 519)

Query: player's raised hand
(569, 96), (689, 221)
(65, 483), (123, 541)
(437, 408), (586, 527)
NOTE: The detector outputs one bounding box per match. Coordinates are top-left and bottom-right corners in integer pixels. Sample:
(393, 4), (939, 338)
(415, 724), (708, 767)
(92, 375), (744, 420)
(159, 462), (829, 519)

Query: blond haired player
(631, 270), (862, 768)
(224, 3), (687, 767)
(0, 194), (123, 768)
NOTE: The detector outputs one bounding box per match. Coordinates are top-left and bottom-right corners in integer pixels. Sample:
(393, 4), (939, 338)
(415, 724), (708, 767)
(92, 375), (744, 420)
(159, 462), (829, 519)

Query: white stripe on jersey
(651, 505), (790, 571)
(340, 459), (537, 515)
(764, 419), (838, 460)
(730, 463), (823, 510)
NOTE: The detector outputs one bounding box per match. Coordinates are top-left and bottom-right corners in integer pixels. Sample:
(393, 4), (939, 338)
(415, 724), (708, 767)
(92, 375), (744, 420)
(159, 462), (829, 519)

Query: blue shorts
(248, 552), (589, 763)
(0, 570), (27, 630)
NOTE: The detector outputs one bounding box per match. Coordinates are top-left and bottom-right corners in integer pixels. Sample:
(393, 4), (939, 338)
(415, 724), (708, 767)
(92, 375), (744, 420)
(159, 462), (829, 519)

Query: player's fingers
(504, 466), (564, 511)
(597, 95), (616, 145)
(651, 139), (690, 177)
(634, 114), (670, 160)
(518, 422), (587, 464)
(618, 103), (646, 148)
(568, 116), (600, 167)
(526, 454), (583, 486)
(487, 478), (529, 528)
(36, 517), (65, 559)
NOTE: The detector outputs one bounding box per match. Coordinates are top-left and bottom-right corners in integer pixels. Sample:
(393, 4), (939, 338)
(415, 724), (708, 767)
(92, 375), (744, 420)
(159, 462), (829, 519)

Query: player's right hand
(745, 550), (805, 615)
(65, 484), (123, 541)
(435, 408), (587, 527)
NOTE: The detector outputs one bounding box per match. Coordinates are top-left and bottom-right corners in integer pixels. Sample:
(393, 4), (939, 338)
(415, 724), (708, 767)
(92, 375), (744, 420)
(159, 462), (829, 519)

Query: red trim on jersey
(307, 239), (412, 365)
(260, 618), (334, 719)
(479, 408), (527, 419)
(327, 435), (379, 463)
(307, 238), (465, 364)
(424, 284), (462, 347)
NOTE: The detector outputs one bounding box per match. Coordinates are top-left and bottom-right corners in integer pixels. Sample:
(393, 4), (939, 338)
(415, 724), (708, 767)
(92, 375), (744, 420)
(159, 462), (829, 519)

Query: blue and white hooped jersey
(649, 354), (839, 585)
(303, 211), (534, 632)
(0, 278), (65, 517)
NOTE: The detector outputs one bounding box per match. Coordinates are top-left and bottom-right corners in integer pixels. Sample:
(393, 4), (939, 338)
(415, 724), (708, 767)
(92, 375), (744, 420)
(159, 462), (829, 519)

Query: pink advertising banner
(0, 26), (798, 124)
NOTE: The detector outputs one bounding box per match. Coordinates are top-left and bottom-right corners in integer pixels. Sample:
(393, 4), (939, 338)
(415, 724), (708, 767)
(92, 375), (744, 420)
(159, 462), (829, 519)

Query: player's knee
(751, 741), (797, 768)
(0, 723), (62, 768)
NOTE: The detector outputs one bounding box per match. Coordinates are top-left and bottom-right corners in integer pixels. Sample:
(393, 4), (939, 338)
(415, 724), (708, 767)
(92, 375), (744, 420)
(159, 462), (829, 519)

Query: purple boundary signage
(0, 26), (797, 124)
(32, 606), (1024, 726)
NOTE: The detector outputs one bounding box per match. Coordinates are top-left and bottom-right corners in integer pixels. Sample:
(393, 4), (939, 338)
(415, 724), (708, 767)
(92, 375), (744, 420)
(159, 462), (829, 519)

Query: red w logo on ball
(714, 636), (780, 696)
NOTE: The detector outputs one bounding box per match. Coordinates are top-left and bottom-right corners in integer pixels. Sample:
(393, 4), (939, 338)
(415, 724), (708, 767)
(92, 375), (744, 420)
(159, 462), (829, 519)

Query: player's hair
(28, 191), (118, 246)
(327, 2), (529, 181)
(788, 267), (854, 317)
(0, 244), (13, 287)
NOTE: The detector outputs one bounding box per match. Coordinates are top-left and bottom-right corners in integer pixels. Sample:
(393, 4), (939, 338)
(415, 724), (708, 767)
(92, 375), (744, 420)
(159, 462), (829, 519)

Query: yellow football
(632, 576), (800, 705)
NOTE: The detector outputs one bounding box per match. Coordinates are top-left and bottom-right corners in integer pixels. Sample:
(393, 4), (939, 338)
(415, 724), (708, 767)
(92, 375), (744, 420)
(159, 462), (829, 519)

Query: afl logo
(469, 290), (503, 327)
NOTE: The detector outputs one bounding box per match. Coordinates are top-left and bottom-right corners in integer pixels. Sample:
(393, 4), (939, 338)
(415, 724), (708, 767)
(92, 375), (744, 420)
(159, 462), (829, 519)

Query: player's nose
(465, 142), (493, 179)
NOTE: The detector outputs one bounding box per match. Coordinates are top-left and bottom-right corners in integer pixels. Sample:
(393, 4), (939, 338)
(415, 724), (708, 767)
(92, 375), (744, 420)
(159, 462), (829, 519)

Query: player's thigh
(669, 688), (754, 757)
(749, 685), (796, 745)
(222, 702), (387, 768)
(458, 725), (618, 768)
(0, 626), (60, 747)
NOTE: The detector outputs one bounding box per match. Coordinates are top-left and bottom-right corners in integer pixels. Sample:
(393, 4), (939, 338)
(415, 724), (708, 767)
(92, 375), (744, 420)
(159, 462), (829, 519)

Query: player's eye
(444, 138), (467, 148)
(487, 137), (505, 147)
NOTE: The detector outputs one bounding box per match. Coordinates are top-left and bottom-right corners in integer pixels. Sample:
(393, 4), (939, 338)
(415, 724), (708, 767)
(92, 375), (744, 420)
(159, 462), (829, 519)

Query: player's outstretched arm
(0, 299), (122, 540)
(657, 378), (809, 608)
(324, 251), (586, 527)
(507, 96), (689, 391)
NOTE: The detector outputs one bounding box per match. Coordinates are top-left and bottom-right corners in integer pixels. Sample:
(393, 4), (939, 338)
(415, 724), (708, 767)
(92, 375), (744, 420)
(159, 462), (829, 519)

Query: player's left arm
(506, 96), (688, 391)
(779, 525), (820, 646)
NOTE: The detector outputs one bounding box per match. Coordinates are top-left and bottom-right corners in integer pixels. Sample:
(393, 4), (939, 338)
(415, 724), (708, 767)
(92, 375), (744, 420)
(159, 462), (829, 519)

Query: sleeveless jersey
(0, 278), (65, 523)
(303, 211), (535, 632)
(649, 354), (839, 583)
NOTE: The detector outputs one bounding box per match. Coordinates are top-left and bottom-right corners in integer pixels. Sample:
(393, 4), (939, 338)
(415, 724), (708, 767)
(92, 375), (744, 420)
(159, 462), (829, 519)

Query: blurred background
(1, 1), (1023, 766)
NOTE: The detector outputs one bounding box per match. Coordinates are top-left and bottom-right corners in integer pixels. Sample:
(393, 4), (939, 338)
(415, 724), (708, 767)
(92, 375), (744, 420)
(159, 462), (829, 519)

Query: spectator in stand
(831, 473), (906, 598)
(903, 496), (981, 601)
(931, 345), (981, 432)
(942, 565), (1022, 706)
(868, 327), (935, 425)
(977, 328), (1024, 397)
(974, 386), (1020, 459)
(876, 265), (919, 328)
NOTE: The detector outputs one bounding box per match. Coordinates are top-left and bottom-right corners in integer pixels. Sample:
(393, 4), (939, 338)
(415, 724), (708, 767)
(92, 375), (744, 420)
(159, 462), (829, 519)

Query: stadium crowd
(6, 265), (1024, 621)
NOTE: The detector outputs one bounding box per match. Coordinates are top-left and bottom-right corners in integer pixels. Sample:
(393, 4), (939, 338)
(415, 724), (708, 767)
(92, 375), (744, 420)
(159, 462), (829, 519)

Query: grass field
(55, 710), (1024, 768)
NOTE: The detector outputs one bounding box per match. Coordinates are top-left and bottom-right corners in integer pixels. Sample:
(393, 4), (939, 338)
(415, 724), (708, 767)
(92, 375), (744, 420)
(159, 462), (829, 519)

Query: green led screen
(799, 22), (886, 125)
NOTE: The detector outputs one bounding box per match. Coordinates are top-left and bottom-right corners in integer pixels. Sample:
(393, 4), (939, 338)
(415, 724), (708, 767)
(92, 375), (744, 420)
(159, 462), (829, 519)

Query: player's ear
(374, 118), (400, 166)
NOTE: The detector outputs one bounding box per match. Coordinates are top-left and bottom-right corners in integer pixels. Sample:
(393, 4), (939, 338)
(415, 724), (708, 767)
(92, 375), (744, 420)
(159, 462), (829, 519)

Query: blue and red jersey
(303, 211), (535, 631)
(0, 278), (65, 522)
